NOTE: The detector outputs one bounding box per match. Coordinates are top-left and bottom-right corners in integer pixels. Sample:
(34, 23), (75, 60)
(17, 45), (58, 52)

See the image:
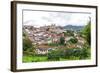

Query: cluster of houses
(23, 24), (86, 55)
(23, 24), (66, 45)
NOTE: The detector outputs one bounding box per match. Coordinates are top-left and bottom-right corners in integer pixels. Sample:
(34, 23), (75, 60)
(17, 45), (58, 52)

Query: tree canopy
(59, 37), (65, 45)
(82, 20), (91, 45)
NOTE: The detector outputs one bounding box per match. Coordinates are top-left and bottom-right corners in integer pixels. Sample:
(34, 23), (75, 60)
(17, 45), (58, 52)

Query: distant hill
(63, 25), (85, 31)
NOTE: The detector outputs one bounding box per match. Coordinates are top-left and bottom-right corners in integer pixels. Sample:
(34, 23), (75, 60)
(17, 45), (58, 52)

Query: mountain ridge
(63, 25), (85, 31)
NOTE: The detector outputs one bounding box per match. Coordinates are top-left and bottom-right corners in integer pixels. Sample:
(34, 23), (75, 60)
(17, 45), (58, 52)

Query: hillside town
(23, 24), (86, 55)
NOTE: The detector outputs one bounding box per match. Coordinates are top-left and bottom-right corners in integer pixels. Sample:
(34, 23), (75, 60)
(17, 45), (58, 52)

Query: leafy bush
(66, 30), (74, 36)
(48, 49), (64, 61)
(59, 37), (65, 45)
(47, 46), (90, 61)
(23, 32), (27, 37)
(64, 47), (90, 60)
(79, 47), (91, 59)
(23, 37), (33, 51)
(68, 37), (78, 44)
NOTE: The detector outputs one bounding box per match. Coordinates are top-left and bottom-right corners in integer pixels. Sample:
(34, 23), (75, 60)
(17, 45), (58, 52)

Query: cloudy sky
(23, 10), (91, 27)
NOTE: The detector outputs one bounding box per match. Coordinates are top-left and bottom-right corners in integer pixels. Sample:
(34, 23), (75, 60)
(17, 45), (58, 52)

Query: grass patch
(23, 55), (48, 62)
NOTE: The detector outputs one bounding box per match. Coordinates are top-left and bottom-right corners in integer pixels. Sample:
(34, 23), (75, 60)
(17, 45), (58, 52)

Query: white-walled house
(35, 48), (48, 55)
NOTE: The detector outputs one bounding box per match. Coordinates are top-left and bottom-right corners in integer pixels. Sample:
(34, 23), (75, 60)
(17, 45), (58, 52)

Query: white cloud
(23, 10), (90, 27)
(67, 14), (90, 26)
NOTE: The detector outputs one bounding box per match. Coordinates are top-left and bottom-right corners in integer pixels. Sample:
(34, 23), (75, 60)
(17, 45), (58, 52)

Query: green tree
(23, 37), (33, 51)
(59, 37), (65, 45)
(23, 32), (26, 37)
(48, 49), (64, 61)
(66, 30), (74, 36)
(68, 37), (78, 44)
(82, 20), (91, 45)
